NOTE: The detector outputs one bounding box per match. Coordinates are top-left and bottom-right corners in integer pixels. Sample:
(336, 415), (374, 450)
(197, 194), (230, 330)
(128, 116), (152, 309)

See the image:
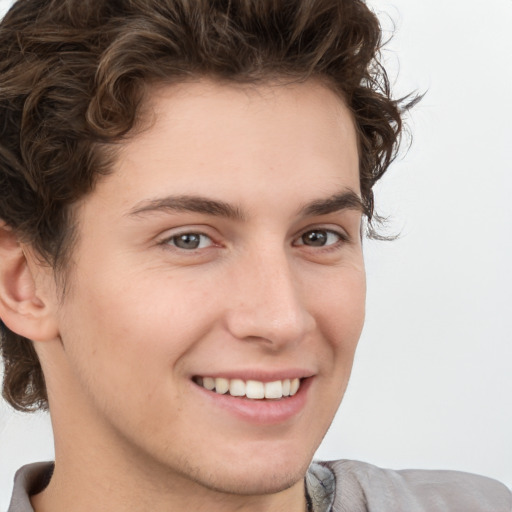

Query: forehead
(115, 79), (357, 191)
(84, 79), (360, 221)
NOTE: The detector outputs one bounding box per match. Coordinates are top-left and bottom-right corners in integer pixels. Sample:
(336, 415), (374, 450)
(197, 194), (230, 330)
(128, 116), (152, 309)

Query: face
(43, 80), (365, 497)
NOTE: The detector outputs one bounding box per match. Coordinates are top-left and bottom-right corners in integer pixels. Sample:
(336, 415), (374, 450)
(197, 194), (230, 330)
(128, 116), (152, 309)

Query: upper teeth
(199, 377), (301, 399)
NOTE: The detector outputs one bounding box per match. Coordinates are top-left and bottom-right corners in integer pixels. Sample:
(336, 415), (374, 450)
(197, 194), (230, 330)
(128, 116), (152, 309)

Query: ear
(0, 221), (59, 342)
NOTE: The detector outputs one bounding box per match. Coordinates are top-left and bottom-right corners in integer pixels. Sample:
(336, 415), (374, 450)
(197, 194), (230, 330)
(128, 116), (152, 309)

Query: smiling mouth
(193, 376), (301, 400)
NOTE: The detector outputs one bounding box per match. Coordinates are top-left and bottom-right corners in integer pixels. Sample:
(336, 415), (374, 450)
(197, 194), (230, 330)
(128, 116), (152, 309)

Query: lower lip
(192, 378), (312, 425)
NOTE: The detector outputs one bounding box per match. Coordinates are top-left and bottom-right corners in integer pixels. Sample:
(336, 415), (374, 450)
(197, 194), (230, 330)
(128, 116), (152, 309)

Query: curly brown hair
(0, 0), (414, 412)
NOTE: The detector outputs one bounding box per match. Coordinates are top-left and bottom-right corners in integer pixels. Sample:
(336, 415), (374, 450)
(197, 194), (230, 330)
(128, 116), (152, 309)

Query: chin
(197, 462), (308, 496)
(169, 446), (313, 497)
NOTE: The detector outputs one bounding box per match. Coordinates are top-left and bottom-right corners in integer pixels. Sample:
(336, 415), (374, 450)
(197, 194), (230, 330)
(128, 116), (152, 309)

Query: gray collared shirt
(7, 459), (512, 511)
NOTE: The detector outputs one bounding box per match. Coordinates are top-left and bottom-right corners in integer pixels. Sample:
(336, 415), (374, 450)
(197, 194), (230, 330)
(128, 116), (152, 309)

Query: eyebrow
(298, 190), (365, 217)
(127, 189), (364, 221)
(128, 195), (246, 221)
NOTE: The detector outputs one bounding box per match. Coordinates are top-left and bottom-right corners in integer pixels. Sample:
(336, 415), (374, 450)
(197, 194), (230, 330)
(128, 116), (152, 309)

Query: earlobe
(0, 221), (59, 342)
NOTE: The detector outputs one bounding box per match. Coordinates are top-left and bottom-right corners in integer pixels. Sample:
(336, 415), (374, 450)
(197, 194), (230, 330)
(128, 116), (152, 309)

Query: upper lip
(192, 369), (315, 382)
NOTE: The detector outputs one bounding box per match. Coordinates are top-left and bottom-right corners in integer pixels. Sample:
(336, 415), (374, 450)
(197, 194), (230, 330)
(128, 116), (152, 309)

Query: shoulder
(320, 459), (512, 512)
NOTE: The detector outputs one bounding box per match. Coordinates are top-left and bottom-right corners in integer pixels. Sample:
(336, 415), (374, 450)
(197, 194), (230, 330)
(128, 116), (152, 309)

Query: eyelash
(159, 227), (350, 253)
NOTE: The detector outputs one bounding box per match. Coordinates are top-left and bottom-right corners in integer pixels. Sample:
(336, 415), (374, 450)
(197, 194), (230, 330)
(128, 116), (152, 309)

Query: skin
(2, 80), (366, 512)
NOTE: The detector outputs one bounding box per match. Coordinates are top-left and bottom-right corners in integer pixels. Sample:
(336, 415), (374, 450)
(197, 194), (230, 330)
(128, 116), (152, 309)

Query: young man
(0, 0), (510, 511)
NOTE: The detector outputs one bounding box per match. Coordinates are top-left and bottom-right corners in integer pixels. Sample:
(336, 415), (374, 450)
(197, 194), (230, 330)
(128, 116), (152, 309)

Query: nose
(224, 249), (316, 349)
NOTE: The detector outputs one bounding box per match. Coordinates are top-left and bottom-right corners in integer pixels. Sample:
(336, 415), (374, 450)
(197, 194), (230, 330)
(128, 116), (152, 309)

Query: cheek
(59, 270), (217, 394)
(302, 266), (365, 430)
(309, 265), (366, 389)
(315, 265), (366, 343)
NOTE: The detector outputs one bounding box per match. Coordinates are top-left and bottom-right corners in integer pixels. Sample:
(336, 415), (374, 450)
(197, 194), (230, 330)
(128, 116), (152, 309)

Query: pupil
(303, 230), (327, 246)
(176, 234), (200, 249)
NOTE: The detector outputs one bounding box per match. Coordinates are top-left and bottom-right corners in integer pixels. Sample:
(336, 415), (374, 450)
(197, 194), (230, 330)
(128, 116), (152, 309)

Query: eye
(295, 229), (344, 247)
(165, 232), (213, 250)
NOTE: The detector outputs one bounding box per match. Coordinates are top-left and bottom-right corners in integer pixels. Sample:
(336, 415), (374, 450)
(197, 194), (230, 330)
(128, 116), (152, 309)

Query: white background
(0, 0), (511, 508)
